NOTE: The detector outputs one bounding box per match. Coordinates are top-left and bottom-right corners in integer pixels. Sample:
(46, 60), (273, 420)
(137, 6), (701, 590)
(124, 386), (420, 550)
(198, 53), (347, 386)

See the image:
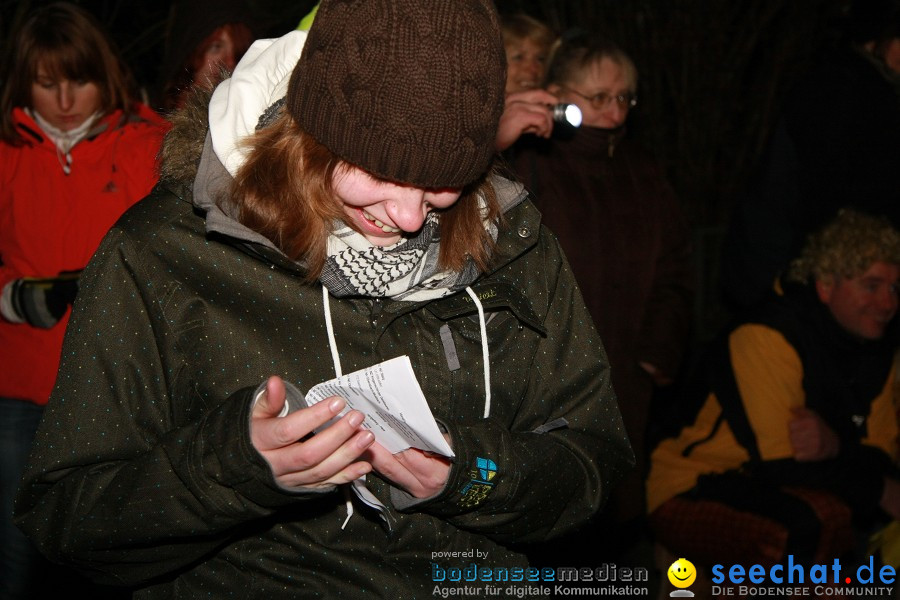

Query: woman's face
(504, 37), (547, 95)
(195, 28), (236, 86)
(549, 57), (633, 129)
(30, 62), (102, 131)
(332, 163), (462, 247)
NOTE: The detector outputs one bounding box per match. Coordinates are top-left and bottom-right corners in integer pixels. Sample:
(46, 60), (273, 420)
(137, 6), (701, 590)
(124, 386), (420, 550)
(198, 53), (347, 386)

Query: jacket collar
(13, 105), (165, 147)
(552, 124), (627, 159)
(12, 107), (123, 148)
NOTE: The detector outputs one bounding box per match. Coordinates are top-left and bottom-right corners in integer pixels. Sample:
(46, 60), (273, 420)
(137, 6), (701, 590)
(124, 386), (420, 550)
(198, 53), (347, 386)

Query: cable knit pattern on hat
(287, 0), (506, 188)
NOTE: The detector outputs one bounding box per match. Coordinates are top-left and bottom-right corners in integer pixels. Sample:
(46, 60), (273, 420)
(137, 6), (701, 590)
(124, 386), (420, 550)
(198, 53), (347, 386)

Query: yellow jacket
(648, 321), (897, 513)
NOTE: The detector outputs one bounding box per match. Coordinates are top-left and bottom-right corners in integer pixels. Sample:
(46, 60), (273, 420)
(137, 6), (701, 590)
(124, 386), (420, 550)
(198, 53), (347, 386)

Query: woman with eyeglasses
(513, 32), (694, 564)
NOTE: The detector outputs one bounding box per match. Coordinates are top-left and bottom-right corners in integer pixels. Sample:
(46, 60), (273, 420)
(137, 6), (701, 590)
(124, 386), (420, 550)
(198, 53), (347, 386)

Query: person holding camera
(495, 13), (560, 153)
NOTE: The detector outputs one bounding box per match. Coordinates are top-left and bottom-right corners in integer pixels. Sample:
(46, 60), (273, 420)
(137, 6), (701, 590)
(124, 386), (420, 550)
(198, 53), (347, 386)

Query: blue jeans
(0, 397), (45, 600)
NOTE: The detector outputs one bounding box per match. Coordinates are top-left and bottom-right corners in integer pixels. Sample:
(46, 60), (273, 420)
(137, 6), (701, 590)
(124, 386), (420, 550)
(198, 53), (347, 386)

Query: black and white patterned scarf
(319, 206), (495, 302)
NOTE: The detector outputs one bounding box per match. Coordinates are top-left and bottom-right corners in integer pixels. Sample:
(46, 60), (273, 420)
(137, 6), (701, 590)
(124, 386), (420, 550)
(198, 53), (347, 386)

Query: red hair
(187, 23), (254, 76)
(163, 22), (254, 112)
(231, 114), (500, 281)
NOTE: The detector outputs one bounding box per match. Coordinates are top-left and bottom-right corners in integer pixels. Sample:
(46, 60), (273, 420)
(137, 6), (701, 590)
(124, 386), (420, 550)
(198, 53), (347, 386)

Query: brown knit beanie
(286, 0), (506, 188)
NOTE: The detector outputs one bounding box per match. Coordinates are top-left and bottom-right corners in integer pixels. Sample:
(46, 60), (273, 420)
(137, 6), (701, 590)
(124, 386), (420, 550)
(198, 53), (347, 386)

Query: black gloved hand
(9, 270), (81, 329)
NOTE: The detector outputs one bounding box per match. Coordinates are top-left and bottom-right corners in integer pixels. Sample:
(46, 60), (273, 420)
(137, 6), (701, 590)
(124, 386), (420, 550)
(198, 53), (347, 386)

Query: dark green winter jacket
(14, 54), (632, 600)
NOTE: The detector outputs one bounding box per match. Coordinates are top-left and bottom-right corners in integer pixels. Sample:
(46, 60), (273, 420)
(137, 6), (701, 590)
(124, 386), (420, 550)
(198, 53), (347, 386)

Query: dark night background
(0, 0), (857, 339)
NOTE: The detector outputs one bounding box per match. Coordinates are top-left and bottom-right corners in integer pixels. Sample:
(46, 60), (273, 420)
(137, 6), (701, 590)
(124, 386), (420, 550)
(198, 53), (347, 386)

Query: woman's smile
(361, 209), (401, 234)
(334, 163), (462, 246)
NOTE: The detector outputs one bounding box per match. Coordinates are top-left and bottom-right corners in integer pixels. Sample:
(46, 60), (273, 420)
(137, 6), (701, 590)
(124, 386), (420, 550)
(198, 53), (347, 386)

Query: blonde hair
(786, 209), (900, 284)
(231, 113), (500, 281)
(501, 13), (556, 55)
(545, 32), (638, 92)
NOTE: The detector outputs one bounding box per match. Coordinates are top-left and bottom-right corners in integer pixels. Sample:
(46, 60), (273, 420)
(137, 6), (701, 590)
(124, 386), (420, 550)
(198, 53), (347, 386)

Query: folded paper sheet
(304, 355), (454, 457)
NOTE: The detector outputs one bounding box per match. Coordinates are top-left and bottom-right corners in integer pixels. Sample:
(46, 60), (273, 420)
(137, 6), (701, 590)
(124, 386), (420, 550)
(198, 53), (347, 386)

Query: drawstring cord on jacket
(321, 285), (343, 378)
(321, 287), (357, 527)
(320, 284), (492, 528)
(464, 287), (491, 419)
(28, 109), (101, 175)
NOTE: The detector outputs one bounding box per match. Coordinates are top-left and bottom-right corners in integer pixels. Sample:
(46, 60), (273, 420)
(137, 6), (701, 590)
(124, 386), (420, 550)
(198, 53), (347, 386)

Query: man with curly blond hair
(785, 210), (900, 341)
(647, 209), (900, 576)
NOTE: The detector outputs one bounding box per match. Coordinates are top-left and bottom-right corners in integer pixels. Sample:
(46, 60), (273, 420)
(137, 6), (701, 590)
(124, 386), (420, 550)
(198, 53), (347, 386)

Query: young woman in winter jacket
(15, 2), (632, 597)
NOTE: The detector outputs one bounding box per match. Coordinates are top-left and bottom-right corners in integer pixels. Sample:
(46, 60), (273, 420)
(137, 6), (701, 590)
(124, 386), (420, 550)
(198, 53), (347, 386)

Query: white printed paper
(304, 356), (454, 457)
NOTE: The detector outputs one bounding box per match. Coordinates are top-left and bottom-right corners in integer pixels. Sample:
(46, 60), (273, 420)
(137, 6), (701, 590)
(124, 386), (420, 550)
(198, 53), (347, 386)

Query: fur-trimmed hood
(157, 81), (214, 188)
(159, 30), (308, 190)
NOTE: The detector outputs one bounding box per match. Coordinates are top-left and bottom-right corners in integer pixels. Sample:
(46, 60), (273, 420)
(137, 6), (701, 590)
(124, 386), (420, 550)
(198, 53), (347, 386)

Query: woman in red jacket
(0, 3), (167, 596)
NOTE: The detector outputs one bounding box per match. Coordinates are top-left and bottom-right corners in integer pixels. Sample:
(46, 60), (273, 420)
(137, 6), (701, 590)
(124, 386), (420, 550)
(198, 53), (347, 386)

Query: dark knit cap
(286, 0), (506, 188)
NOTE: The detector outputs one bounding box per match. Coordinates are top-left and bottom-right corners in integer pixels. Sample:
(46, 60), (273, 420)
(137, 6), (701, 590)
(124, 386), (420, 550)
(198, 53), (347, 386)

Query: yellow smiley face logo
(667, 558), (697, 588)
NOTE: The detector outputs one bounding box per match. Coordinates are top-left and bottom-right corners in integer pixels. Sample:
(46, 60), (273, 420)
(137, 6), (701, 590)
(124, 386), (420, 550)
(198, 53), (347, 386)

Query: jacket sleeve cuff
(390, 418), (511, 517)
(0, 280), (25, 323)
(204, 384), (334, 509)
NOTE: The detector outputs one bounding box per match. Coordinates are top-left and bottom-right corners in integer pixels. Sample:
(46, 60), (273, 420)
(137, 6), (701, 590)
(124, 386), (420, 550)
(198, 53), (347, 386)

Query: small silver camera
(552, 103), (582, 127)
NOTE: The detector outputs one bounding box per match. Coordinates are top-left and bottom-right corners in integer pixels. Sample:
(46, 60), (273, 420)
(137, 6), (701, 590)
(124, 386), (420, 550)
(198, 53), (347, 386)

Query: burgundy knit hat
(286, 0), (506, 188)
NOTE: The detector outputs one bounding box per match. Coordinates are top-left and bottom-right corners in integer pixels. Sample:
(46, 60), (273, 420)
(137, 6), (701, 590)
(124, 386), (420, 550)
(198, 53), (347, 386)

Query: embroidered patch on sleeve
(458, 457), (497, 507)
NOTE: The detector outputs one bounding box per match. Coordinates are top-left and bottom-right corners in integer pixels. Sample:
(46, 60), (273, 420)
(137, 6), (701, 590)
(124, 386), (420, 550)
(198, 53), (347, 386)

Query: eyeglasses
(562, 87), (637, 110)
